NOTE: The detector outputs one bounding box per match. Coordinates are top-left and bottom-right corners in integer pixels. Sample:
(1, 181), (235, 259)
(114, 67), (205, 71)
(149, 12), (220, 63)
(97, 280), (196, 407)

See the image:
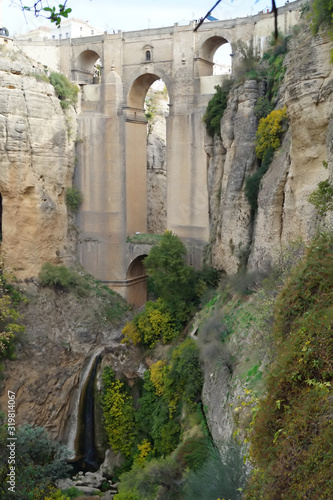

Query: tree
(0, 419), (71, 499)
(143, 231), (203, 323)
(17, 1), (72, 26)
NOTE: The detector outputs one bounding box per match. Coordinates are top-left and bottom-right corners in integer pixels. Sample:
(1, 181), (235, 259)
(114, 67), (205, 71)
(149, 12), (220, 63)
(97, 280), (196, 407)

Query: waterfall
(74, 354), (102, 471)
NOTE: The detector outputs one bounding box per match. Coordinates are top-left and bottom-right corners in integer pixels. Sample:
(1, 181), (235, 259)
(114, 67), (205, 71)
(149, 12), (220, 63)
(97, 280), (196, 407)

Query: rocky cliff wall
(208, 28), (333, 274)
(0, 43), (77, 280)
(0, 282), (132, 456)
(146, 87), (168, 234)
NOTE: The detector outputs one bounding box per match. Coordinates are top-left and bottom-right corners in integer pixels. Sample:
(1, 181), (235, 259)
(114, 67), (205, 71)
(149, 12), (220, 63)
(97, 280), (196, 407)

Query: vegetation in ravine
(39, 262), (128, 322)
(244, 232), (333, 499)
(308, 0), (333, 61)
(0, 420), (72, 500)
(122, 231), (219, 348)
(308, 160), (333, 217)
(0, 253), (26, 385)
(101, 339), (205, 492)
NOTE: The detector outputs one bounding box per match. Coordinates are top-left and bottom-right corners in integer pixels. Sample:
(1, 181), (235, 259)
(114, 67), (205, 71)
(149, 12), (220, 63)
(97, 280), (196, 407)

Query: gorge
(0, 0), (333, 498)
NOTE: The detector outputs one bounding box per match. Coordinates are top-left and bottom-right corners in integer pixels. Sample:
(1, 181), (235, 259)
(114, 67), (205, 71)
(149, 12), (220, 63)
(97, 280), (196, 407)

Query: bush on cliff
(255, 106), (287, 159)
(203, 84), (229, 137)
(49, 72), (78, 109)
(0, 253), (25, 381)
(65, 186), (83, 212)
(244, 232), (333, 499)
(39, 263), (90, 297)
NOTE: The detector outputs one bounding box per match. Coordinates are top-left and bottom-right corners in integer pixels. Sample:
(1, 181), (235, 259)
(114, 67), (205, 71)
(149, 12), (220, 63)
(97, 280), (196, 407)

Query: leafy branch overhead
(20, 1), (72, 26)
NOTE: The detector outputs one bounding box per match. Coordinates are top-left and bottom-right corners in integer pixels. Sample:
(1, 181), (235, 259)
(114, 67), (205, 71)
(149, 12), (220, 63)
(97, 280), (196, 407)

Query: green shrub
(0, 422), (71, 499)
(165, 338), (203, 408)
(261, 33), (290, 99)
(254, 96), (274, 121)
(135, 370), (181, 457)
(65, 187), (83, 212)
(114, 458), (183, 500)
(0, 253), (25, 371)
(49, 72), (78, 109)
(308, 178), (333, 216)
(143, 231), (204, 324)
(174, 435), (211, 472)
(39, 263), (89, 297)
(245, 148), (275, 214)
(232, 39), (261, 83)
(309, 0), (333, 36)
(182, 441), (246, 500)
(203, 84), (229, 137)
(62, 487), (82, 499)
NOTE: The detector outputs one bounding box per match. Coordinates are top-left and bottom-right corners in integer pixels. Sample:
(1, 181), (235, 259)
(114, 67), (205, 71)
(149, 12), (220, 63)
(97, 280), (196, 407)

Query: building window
(59, 34), (62, 39)
(91, 30), (94, 35)
(66, 32), (69, 38)
(146, 50), (151, 62)
(52, 35), (55, 39)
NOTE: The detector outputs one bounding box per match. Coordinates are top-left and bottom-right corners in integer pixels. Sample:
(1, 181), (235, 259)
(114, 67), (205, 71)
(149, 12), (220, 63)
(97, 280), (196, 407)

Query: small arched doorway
(126, 255), (148, 307)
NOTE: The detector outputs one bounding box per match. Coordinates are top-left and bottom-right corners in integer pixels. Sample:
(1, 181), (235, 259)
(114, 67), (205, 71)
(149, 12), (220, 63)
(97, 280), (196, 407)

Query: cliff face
(0, 43), (76, 280)
(146, 87), (168, 234)
(208, 29), (333, 274)
(206, 80), (259, 274)
(0, 282), (132, 457)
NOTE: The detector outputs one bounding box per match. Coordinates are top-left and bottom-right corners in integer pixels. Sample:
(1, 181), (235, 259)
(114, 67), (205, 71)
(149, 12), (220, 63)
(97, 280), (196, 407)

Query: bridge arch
(197, 35), (232, 76)
(126, 255), (148, 307)
(73, 49), (102, 84)
(124, 70), (171, 237)
(125, 67), (172, 108)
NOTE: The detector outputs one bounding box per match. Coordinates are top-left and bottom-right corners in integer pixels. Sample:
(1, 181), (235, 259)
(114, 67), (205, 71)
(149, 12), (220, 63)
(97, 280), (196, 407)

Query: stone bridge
(18, 0), (303, 306)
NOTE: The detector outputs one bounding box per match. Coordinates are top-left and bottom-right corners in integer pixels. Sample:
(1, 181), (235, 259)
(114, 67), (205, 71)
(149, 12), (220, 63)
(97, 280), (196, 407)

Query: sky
(2, 0), (290, 36)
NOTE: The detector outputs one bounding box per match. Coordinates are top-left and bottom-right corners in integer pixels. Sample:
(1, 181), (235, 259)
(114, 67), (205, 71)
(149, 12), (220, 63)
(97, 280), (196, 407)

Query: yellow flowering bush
(121, 321), (141, 345)
(102, 368), (136, 457)
(136, 439), (153, 465)
(150, 360), (167, 396)
(255, 106), (287, 159)
(135, 300), (178, 348)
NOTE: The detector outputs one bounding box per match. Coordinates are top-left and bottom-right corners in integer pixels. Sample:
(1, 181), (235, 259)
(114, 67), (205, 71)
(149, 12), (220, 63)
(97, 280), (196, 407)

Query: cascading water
(74, 354), (102, 471)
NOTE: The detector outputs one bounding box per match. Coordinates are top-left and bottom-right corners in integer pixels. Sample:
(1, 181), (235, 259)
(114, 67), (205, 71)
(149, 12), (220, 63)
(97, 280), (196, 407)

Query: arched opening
(146, 50), (151, 62)
(126, 255), (148, 307)
(197, 36), (232, 77)
(213, 43), (232, 75)
(125, 73), (170, 236)
(73, 49), (101, 84)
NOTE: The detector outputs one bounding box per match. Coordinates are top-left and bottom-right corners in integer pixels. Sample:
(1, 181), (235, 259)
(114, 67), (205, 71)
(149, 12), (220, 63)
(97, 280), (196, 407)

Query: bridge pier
(60, 1), (303, 306)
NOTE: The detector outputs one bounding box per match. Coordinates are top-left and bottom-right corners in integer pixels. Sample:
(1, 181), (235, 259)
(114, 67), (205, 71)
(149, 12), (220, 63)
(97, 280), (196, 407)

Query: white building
(15, 18), (103, 42)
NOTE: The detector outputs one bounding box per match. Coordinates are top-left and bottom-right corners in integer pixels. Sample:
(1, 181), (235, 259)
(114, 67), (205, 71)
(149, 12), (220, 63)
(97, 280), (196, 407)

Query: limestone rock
(208, 80), (258, 273)
(0, 44), (77, 280)
(249, 29), (333, 270)
(99, 448), (124, 478)
(146, 86), (168, 234)
(209, 29), (333, 274)
(0, 282), (133, 456)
